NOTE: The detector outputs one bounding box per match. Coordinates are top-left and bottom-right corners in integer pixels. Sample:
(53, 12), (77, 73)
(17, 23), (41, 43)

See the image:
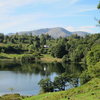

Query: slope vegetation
(23, 78), (100, 100)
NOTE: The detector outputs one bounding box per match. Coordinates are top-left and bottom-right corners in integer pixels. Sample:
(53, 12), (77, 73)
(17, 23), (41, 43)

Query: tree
(80, 70), (91, 85)
(97, 1), (100, 9)
(40, 34), (46, 45)
(21, 54), (36, 63)
(38, 78), (54, 93)
(62, 54), (70, 63)
(28, 45), (34, 53)
(69, 78), (79, 87)
(70, 45), (85, 62)
(88, 62), (100, 78)
(54, 74), (69, 91)
(51, 44), (67, 58)
(0, 33), (4, 43)
(86, 44), (100, 66)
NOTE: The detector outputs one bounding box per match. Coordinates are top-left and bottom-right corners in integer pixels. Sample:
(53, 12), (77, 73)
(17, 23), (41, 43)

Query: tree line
(0, 33), (100, 64)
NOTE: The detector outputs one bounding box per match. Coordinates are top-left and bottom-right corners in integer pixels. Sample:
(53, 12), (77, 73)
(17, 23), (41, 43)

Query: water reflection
(0, 61), (84, 75)
(0, 60), (85, 95)
(62, 63), (83, 76)
(0, 61), (66, 76)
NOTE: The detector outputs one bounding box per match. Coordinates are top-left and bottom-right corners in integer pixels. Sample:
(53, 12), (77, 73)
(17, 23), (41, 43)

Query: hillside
(0, 78), (99, 100)
(23, 78), (100, 100)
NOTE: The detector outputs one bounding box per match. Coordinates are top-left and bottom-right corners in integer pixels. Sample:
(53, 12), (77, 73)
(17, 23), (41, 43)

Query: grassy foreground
(23, 78), (100, 100)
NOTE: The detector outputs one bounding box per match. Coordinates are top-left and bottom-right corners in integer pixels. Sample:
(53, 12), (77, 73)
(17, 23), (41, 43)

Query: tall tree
(97, 1), (100, 9)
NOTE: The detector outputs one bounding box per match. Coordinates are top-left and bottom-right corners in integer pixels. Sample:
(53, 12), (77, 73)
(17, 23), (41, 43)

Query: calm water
(0, 61), (83, 96)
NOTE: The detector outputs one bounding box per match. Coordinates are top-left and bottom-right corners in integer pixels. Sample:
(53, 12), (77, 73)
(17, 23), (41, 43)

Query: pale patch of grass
(0, 53), (62, 63)
(41, 54), (62, 63)
(0, 94), (24, 100)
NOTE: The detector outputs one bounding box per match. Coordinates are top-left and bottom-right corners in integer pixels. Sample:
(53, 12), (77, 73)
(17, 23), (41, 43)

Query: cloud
(0, 0), (80, 12)
(0, 0), (82, 16)
(0, 0), (98, 34)
(0, 0), (59, 14)
(0, 12), (47, 32)
(66, 26), (96, 32)
(0, 0), (60, 8)
(78, 8), (97, 13)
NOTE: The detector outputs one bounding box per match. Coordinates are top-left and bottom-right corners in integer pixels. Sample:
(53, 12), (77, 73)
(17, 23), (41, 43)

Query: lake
(0, 60), (83, 96)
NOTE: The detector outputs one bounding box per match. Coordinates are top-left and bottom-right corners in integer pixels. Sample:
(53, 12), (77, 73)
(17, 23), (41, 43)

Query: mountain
(72, 31), (90, 37)
(18, 28), (50, 36)
(45, 27), (71, 38)
(12, 27), (90, 38)
(17, 27), (72, 38)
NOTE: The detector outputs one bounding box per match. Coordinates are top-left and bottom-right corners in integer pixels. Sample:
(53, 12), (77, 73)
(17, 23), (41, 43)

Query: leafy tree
(62, 54), (70, 63)
(40, 34), (46, 45)
(69, 78), (79, 87)
(20, 54), (39, 63)
(88, 62), (100, 78)
(54, 74), (69, 91)
(97, 1), (100, 9)
(51, 44), (66, 58)
(0, 33), (4, 42)
(28, 45), (34, 53)
(80, 70), (91, 85)
(38, 78), (54, 93)
(86, 44), (100, 66)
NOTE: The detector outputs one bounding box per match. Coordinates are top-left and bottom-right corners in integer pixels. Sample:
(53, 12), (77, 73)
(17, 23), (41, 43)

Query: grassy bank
(0, 53), (24, 59)
(0, 78), (99, 100)
(0, 53), (62, 63)
(40, 54), (62, 63)
(22, 78), (100, 100)
(0, 94), (25, 100)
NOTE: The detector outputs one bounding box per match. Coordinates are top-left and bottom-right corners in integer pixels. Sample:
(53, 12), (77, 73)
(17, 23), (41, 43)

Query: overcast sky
(0, 0), (99, 34)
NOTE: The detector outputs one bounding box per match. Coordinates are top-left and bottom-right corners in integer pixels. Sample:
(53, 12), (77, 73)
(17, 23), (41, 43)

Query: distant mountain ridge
(72, 31), (90, 37)
(11, 27), (90, 38)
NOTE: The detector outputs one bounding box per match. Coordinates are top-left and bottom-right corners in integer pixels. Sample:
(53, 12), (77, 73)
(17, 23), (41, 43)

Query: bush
(38, 78), (54, 93)
(88, 62), (100, 78)
(20, 54), (35, 63)
(86, 44), (100, 66)
(62, 54), (70, 63)
(80, 70), (91, 85)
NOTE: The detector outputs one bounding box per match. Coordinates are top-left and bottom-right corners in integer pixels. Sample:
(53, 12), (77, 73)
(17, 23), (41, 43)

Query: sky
(0, 0), (100, 34)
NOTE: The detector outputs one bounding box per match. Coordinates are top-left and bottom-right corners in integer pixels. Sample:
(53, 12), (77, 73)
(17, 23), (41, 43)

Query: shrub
(20, 54), (35, 63)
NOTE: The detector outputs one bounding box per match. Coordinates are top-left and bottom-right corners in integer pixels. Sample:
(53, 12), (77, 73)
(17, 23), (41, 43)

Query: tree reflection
(0, 60), (85, 77)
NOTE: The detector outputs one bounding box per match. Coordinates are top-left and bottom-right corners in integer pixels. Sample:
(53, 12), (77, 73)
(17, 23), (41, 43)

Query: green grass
(0, 94), (25, 100)
(41, 54), (62, 63)
(0, 53), (24, 59)
(0, 53), (62, 63)
(22, 78), (100, 100)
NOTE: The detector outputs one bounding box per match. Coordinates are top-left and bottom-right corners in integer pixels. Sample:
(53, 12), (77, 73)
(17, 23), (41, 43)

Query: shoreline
(0, 78), (99, 100)
(0, 53), (62, 63)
